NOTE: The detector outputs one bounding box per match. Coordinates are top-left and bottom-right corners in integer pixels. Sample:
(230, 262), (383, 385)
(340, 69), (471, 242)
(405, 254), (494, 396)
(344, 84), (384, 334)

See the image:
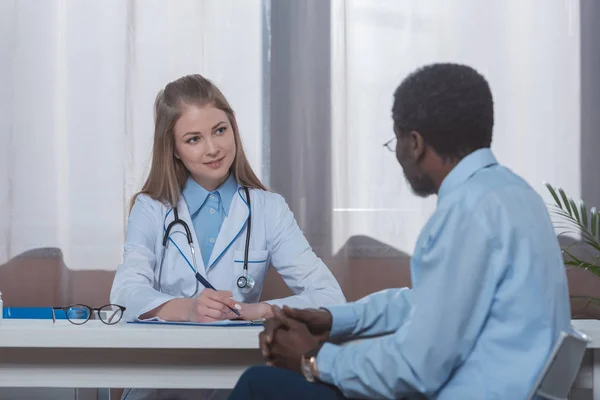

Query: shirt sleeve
(110, 195), (176, 320)
(324, 288), (412, 339)
(316, 205), (501, 398)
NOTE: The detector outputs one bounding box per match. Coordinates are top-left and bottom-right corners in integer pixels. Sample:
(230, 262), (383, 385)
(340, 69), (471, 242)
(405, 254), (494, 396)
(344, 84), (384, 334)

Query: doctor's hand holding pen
(140, 289), (274, 322)
(185, 292), (274, 321)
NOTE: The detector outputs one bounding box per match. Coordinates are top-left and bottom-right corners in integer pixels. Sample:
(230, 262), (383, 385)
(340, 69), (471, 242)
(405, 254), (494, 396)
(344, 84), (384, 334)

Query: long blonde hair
(130, 74), (267, 211)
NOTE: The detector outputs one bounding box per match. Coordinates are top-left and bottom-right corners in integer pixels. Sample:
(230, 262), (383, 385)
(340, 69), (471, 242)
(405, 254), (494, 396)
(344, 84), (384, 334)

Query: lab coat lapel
(164, 198), (207, 277)
(207, 187), (250, 270)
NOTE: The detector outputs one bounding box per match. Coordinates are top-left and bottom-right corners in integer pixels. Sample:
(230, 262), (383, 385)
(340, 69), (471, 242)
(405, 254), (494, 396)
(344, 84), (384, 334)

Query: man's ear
(408, 130), (426, 161)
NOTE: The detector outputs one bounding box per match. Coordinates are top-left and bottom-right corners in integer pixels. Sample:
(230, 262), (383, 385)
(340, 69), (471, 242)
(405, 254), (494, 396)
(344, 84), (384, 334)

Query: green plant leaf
(549, 206), (572, 219)
(550, 208), (587, 232)
(558, 188), (572, 216)
(583, 239), (600, 253)
(561, 215), (600, 251)
(546, 185), (600, 275)
(570, 295), (600, 305)
(557, 214), (581, 231)
(563, 247), (584, 263)
(545, 183), (562, 208)
(553, 221), (597, 244)
(563, 248), (600, 276)
(591, 207), (597, 239)
(568, 261), (600, 275)
(570, 296), (600, 319)
(564, 260), (581, 266)
(580, 200), (588, 229)
(556, 222), (600, 253)
(570, 199), (580, 223)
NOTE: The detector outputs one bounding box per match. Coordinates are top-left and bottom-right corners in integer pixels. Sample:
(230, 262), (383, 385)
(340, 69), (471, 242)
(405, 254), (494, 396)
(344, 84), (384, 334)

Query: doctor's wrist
(150, 298), (193, 322)
(260, 302), (274, 319)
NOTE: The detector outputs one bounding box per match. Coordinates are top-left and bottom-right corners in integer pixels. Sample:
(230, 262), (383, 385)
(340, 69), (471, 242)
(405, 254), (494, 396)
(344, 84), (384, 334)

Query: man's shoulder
(441, 164), (541, 213)
(426, 165), (549, 246)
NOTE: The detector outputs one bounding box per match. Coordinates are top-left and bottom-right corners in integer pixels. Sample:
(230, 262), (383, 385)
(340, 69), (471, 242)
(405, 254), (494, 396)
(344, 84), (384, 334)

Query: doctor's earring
(236, 273), (256, 294)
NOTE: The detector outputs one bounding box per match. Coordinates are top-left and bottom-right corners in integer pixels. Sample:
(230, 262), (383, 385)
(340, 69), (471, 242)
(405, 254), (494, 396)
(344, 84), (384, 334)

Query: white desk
(0, 320), (263, 393)
(2, 319), (599, 399)
(571, 320), (600, 400)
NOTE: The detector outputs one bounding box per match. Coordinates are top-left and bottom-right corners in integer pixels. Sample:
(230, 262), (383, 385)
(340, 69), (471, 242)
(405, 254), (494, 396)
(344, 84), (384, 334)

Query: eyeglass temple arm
(51, 307), (63, 323)
(107, 309), (121, 324)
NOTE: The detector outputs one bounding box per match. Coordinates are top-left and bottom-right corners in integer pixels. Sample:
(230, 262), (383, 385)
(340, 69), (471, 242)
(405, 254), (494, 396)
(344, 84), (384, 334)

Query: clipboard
(127, 319), (265, 327)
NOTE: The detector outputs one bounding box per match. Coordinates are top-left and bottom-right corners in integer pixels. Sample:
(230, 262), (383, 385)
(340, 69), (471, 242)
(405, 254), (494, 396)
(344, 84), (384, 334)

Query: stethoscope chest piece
(236, 272), (256, 294)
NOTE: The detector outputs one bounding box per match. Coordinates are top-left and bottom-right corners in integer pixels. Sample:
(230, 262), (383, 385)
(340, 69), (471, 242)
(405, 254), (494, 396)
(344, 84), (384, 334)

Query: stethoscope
(157, 186), (255, 296)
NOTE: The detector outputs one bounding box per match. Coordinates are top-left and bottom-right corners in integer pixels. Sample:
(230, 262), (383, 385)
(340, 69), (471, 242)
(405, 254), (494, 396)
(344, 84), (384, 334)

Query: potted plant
(545, 183), (600, 318)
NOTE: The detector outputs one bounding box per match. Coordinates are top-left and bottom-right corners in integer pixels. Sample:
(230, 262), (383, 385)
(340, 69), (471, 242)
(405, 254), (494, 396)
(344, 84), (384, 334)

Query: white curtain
(331, 0), (581, 256)
(0, 0), (586, 279)
(0, 0), (266, 270)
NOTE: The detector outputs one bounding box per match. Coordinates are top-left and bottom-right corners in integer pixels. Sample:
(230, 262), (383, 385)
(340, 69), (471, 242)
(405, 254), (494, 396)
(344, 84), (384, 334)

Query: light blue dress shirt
(182, 174), (238, 268)
(318, 149), (571, 399)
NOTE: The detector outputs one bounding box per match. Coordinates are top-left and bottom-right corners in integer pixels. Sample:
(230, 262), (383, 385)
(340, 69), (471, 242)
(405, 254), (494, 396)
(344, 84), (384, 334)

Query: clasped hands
(259, 305), (333, 373)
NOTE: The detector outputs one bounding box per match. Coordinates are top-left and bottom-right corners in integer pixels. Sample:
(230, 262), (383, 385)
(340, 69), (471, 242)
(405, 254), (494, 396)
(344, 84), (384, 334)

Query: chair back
(525, 328), (589, 400)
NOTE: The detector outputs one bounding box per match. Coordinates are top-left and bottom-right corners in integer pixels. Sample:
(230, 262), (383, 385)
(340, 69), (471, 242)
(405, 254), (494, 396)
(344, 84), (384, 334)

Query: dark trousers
(227, 366), (348, 400)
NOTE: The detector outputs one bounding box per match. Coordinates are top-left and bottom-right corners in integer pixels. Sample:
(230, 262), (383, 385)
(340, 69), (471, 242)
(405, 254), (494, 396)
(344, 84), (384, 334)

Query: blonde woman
(111, 74), (344, 399)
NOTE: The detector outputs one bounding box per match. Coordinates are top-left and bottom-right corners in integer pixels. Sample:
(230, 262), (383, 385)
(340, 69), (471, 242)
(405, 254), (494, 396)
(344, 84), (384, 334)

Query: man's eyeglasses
(52, 304), (126, 325)
(383, 137), (396, 152)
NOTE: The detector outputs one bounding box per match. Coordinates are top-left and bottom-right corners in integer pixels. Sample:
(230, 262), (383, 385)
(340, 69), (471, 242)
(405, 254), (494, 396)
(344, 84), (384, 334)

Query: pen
(195, 272), (241, 317)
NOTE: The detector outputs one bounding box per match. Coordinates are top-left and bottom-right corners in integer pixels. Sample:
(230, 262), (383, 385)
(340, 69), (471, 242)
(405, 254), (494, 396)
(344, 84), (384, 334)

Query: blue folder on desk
(2, 307), (68, 319)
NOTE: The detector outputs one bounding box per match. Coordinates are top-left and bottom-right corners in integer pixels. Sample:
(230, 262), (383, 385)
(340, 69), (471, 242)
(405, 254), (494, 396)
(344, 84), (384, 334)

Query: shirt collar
(182, 174), (239, 216)
(437, 148), (498, 202)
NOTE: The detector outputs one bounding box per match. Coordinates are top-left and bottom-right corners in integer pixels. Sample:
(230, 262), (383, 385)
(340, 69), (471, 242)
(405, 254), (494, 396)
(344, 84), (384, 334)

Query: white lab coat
(110, 187), (345, 400)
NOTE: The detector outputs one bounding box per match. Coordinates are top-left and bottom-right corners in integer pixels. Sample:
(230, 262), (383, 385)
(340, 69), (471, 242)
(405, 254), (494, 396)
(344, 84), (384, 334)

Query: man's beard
(400, 157), (437, 197)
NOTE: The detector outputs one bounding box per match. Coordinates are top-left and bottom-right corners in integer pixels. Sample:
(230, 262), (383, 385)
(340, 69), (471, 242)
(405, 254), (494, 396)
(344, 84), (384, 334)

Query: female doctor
(110, 74), (345, 399)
